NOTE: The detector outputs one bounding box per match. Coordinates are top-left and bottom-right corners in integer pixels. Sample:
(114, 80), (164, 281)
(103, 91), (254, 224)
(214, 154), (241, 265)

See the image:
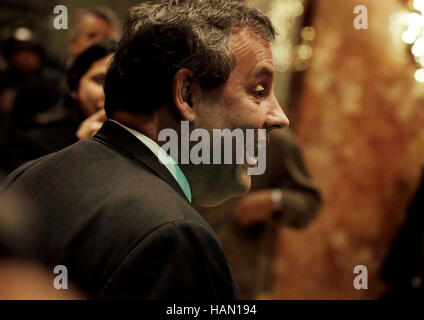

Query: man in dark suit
(2, 0), (288, 299)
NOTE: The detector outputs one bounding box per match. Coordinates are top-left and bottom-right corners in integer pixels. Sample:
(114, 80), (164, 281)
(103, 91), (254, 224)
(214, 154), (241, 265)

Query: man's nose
(265, 95), (290, 130)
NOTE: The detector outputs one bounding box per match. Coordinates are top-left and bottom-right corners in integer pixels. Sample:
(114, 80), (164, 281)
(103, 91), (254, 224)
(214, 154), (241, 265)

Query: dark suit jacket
(2, 120), (240, 300)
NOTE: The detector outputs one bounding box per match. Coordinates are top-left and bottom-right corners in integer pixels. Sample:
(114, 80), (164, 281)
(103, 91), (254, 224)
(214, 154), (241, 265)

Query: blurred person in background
(0, 40), (115, 174)
(0, 6), (121, 174)
(199, 128), (321, 299)
(0, 30), (66, 174)
(68, 7), (121, 57)
(0, 30), (64, 142)
(66, 39), (115, 140)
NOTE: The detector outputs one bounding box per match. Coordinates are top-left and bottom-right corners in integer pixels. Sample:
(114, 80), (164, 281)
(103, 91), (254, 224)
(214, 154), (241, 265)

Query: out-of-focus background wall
(252, 0), (424, 299)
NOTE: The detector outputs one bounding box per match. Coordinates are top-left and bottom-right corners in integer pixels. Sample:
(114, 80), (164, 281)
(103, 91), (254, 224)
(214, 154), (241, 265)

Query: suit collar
(93, 120), (189, 203)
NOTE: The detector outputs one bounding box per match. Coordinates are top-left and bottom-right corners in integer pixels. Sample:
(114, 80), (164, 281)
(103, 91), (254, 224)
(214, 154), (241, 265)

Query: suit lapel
(93, 120), (189, 202)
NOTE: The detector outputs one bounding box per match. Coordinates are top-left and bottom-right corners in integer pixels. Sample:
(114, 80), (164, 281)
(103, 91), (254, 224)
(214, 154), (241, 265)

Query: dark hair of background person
(67, 39), (116, 93)
(104, 0), (276, 118)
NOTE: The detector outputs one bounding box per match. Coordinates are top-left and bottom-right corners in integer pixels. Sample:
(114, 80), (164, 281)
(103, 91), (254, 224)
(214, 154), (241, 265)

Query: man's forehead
(229, 28), (274, 74)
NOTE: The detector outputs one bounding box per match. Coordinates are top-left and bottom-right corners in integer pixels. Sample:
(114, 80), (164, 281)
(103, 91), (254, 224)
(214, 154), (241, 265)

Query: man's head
(105, 0), (289, 206)
(69, 7), (121, 56)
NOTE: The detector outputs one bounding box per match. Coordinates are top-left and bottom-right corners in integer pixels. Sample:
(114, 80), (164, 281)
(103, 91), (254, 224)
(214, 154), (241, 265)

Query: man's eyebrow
(253, 66), (274, 79)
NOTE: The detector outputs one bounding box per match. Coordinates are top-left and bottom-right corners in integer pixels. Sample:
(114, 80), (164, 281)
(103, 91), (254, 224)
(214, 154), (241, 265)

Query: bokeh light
(414, 68), (424, 82)
(13, 27), (32, 42)
(399, 1), (424, 82)
(265, 0), (314, 72)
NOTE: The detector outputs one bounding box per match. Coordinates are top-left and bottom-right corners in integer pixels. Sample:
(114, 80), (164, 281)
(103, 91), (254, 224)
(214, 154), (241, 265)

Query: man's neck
(111, 110), (166, 145)
(110, 110), (231, 207)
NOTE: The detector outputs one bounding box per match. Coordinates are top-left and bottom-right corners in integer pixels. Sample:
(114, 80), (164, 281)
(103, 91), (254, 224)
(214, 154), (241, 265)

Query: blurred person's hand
(76, 109), (106, 139)
(233, 189), (283, 227)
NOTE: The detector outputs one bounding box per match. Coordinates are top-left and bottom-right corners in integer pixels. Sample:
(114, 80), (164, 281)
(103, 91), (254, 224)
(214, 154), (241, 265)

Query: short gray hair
(104, 0), (276, 116)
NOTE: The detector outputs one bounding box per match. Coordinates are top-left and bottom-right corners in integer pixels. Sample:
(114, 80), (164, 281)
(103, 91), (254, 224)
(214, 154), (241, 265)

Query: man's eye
(254, 85), (266, 99)
(255, 89), (266, 98)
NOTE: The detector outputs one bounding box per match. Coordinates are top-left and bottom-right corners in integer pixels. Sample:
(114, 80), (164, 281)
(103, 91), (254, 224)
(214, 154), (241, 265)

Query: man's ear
(172, 69), (196, 122)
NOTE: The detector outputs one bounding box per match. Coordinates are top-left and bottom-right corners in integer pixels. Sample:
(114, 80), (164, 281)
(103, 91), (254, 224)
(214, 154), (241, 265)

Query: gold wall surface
(268, 0), (424, 299)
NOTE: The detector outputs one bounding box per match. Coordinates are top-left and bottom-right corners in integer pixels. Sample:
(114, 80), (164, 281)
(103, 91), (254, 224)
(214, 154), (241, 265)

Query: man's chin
(199, 171), (251, 207)
(221, 166), (251, 202)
